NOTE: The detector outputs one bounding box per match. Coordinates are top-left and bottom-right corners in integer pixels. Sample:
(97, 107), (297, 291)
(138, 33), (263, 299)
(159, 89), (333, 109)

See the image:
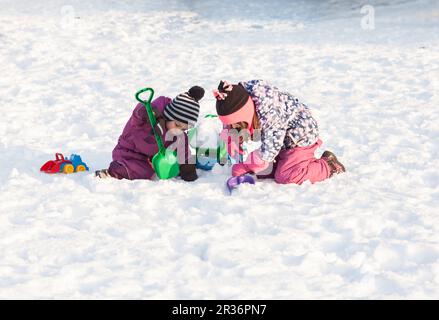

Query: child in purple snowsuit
(96, 86), (205, 182)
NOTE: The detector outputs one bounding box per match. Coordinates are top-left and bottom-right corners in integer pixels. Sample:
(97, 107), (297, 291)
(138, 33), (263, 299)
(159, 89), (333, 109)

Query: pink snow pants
(259, 139), (331, 185)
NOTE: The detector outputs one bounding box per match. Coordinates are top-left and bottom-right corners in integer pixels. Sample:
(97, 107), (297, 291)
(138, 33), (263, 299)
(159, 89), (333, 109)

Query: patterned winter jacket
(240, 79), (320, 162)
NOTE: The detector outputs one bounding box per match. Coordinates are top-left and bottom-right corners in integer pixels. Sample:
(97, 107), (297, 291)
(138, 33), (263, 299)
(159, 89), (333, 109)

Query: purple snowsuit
(108, 96), (193, 180)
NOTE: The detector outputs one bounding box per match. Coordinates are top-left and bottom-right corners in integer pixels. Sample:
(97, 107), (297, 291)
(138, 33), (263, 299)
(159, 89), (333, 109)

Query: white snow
(0, 0), (438, 299)
(190, 115), (223, 150)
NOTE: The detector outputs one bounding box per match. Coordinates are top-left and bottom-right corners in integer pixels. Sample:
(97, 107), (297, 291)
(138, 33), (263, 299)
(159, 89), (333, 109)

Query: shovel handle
(135, 88), (155, 106)
(135, 87), (166, 153)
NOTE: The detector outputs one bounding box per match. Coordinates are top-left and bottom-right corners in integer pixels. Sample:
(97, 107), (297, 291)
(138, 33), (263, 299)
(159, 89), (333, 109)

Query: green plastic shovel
(135, 88), (180, 180)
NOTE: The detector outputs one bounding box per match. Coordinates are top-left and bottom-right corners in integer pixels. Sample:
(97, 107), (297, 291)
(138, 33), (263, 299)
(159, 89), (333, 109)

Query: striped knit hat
(164, 86), (204, 125)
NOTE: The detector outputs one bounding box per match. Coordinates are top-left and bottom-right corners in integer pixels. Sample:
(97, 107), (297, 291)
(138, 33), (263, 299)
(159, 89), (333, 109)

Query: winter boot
(321, 151), (346, 177)
(95, 169), (112, 179)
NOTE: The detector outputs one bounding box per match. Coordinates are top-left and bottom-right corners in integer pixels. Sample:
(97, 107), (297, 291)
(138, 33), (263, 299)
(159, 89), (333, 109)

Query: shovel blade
(226, 175), (255, 194)
(152, 150), (180, 180)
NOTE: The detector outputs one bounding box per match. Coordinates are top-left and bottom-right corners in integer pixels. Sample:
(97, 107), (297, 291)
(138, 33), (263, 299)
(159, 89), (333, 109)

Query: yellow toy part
(76, 165), (86, 172)
(63, 164), (74, 174)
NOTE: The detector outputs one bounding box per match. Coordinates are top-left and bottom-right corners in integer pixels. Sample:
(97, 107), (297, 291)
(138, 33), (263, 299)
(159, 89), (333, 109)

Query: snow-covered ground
(1, 0), (438, 299)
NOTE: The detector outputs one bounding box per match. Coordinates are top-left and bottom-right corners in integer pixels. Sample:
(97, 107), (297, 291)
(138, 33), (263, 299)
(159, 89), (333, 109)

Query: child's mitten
(180, 163), (198, 182)
(231, 150), (269, 176)
(232, 163), (250, 176)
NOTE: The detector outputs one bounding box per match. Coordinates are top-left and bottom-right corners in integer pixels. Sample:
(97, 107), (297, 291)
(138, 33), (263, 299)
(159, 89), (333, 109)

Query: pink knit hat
(214, 80), (255, 132)
(218, 96), (255, 130)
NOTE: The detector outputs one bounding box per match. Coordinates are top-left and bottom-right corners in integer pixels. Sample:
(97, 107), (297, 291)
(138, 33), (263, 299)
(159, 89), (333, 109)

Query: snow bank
(0, 0), (438, 299)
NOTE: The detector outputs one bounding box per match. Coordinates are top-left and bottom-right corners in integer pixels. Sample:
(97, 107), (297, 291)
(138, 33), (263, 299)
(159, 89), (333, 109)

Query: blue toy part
(195, 147), (217, 171)
(195, 144), (228, 171)
(69, 154), (89, 171)
(196, 156), (217, 171)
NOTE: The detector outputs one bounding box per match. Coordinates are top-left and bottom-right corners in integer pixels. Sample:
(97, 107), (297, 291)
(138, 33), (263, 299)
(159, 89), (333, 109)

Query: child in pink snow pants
(214, 80), (345, 185)
(273, 139), (330, 184)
